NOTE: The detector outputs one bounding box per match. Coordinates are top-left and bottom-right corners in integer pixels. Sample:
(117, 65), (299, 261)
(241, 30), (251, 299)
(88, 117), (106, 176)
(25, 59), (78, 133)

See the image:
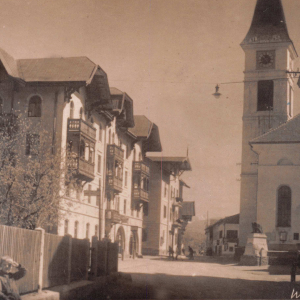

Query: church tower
(239, 0), (297, 246)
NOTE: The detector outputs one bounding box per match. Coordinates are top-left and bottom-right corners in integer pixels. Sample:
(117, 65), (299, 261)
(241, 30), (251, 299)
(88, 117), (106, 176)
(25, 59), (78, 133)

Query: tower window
(257, 80), (273, 111)
(277, 185), (291, 227)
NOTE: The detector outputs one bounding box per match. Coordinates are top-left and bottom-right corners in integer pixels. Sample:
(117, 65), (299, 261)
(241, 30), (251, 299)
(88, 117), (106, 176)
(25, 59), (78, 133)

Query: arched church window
(257, 80), (273, 111)
(28, 95), (42, 117)
(70, 101), (74, 119)
(277, 185), (291, 227)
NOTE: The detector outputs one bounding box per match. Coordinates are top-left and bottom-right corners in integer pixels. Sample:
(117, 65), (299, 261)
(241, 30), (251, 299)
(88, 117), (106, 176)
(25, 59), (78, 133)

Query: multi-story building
(205, 214), (239, 256)
(142, 156), (193, 256)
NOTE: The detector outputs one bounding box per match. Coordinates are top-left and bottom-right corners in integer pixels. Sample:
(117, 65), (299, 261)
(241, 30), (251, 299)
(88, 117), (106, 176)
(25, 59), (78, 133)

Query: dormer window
(28, 96), (42, 117)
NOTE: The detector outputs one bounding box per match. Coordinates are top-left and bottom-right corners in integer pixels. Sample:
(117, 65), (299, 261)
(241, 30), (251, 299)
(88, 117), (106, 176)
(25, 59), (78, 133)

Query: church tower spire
(239, 0), (298, 246)
(242, 0), (294, 46)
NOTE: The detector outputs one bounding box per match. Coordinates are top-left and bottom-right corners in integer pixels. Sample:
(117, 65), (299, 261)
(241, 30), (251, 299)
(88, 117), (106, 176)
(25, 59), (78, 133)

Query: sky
(2, 0), (300, 221)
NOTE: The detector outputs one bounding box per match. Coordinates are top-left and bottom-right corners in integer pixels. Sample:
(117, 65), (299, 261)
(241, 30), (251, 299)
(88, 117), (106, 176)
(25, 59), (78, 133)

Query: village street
(98, 255), (300, 299)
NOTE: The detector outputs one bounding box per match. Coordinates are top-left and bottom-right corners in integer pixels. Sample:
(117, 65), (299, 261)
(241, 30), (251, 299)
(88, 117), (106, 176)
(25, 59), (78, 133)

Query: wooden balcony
(133, 161), (150, 175)
(105, 210), (121, 224)
(68, 119), (96, 140)
(132, 187), (149, 203)
(106, 175), (123, 193)
(67, 156), (95, 182)
(107, 144), (124, 162)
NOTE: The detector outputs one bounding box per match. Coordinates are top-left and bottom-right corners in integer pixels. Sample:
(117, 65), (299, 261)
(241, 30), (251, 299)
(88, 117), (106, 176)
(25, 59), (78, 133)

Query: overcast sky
(2, 0), (300, 220)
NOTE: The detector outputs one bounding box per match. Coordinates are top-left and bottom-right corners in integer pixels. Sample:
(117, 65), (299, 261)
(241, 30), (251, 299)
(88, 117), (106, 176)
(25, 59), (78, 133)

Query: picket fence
(0, 224), (118, 295)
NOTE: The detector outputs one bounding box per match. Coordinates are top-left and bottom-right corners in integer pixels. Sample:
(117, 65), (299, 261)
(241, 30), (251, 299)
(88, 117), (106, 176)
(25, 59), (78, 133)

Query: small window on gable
(257, 80), (273, 111)
(28, 95), (42, 117)
(99, 124), (102, 142)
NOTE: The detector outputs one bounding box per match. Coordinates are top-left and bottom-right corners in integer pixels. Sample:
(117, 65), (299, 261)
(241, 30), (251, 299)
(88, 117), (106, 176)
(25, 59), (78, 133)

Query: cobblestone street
(115, 255), (300, 299)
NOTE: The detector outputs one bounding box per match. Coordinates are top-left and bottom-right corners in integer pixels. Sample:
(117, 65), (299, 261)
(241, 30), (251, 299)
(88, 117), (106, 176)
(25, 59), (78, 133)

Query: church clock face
(256, 51), (275, 69)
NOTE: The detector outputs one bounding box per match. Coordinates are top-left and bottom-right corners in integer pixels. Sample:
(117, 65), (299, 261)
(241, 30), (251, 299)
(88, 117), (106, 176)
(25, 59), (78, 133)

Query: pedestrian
(182, 246), (185, 256)
(0, 256), (27, 300)
(168, 246), (174, 259)
(175, 246), (180, 260)
(188, 246), (194, 260)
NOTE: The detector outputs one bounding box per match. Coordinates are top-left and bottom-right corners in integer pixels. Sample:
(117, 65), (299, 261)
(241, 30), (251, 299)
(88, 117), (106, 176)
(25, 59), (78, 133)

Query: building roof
(17, 57), (97, 82)
(181, 202), (195, 217)
(241, 0), (294, 47)
(148, 156), (192, 171)
(129, 115), (162, 152)
(206, 214), (239, 231)
(251, 114), (300, 144)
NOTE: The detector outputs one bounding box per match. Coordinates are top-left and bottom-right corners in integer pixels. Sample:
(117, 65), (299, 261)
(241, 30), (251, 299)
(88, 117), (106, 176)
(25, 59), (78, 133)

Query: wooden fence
(0, 224), (119, 295)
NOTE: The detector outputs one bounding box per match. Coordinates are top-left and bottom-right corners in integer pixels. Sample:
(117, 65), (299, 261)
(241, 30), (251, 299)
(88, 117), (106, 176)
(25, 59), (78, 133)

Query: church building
(239, 0), (299, 250)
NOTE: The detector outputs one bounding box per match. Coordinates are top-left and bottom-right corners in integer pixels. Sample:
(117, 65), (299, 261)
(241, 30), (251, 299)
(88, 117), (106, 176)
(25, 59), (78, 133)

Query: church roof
(251, 114), (300, 144)
(241, 0), (293, 46)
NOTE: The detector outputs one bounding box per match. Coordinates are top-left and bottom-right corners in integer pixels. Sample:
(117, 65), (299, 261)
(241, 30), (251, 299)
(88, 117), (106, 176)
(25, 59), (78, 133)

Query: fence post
(90, 236), (98, 280)
(35, 227), (45, 293)
(66, 234), (72, 285)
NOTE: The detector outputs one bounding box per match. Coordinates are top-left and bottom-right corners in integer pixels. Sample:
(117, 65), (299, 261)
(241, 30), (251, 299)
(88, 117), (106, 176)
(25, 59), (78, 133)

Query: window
(108, 129), (111, 144)
(294, 233), (299, 241)
(112, 133), (115, 144)
(219, 231), (223, 238)
(64, 220), (69, 235)
(99, 124), (102, 142)
(74, 221), (79, 238)
(124, 171), (128, 187)
(116, 196), (120, 212)
(97, 155), (102, 173)
(164, 205), (167, 218)
(257, 80), (273, 111)
(95, 225), (98, 237)
(86, 223), (90, 239)
(124, 199), (127, 215)
(226, 230), (238, 239)
(28, 96), (42, 117)
(277, 185), (291, 227)
(79, 107), (83, 119)
(142, 229), (147, 242)
(70, 101), (74, 119)
(25, 134), (40, 155)
(289, 85), (293, 117)
(164, 184), (167, 197)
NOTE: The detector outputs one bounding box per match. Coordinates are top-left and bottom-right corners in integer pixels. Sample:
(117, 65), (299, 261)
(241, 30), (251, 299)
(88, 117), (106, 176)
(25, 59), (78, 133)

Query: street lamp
(212, 84), (221, 99)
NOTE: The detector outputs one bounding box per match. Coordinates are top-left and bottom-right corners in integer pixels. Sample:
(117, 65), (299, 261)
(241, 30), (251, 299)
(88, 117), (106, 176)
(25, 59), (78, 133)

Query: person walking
(188, 246), (194, 260)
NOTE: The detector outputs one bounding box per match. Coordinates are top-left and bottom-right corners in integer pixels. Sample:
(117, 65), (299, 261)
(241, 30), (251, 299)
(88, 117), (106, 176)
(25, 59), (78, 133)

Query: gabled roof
(17, 56), (97, 82)
(241, 0), (295, 50)
(206, 214), (239, 231)
(181, 202), (195, 217)
(251, 114), (300, 144)
(148, 156), (191, 171)
(129, 115), (162, 152)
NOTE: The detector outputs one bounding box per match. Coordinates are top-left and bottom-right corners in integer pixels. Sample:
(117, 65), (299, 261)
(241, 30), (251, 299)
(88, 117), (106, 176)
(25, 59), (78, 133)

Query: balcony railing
(106, 175), (123, 193)
(68, 119), (96, 140)
(67, 156), (95, 181)
(133, 161), (150, 175)
(105, 210), (121, 224)
(107, 144), (124, 162)
(132, 188), (149, 203)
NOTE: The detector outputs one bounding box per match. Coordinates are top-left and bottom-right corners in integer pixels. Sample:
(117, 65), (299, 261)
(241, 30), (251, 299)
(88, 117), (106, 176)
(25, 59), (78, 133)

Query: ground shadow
(84, 272), (300, 299)
(150, 255), (239, 266)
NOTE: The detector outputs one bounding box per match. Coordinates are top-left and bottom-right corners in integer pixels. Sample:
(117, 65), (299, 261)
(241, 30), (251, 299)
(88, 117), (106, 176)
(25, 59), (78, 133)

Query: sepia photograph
(0, 0), (300, 299)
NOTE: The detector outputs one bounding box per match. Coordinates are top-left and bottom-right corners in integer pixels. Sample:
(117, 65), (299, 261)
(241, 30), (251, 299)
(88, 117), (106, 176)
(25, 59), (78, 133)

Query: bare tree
(0, 113), (72, 230)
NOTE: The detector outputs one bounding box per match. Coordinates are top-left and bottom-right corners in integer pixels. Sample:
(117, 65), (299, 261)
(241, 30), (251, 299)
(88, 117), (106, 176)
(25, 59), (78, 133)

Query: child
(0, 256), (26, 300)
